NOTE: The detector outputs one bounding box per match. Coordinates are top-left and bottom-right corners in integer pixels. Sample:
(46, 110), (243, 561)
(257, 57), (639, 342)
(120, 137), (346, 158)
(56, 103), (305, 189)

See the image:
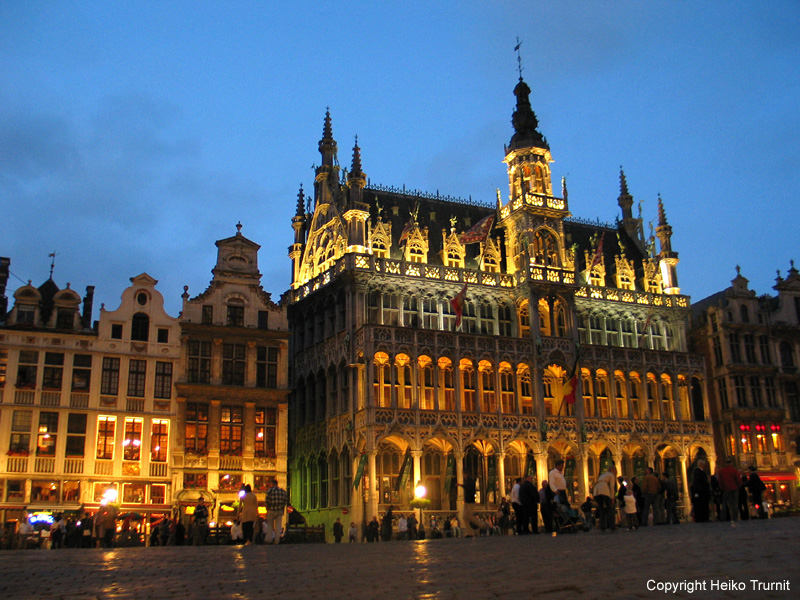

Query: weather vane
(48, 251), (57, 279)
(514, 37), (523, 79)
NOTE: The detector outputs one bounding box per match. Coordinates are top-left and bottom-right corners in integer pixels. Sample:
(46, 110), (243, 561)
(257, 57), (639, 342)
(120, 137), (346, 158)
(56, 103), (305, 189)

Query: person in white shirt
(549, 460), (569, 505)
(510, 477), (524, 535)
(397, 515), (408, 540)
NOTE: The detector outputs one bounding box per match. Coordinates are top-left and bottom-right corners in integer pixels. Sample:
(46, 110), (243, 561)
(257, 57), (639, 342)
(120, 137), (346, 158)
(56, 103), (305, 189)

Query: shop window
(218, 473), (242, 492)
(63, 481), (80, 502)
(65, 413), (87, 457)
(150, 419), (169, 462)
(150, 484), (166, 505)
(154, 362), (173, 399)
(31, 480), (59, 502)
(185, 403), (208, 453)
(123, 483), (145, 503)
(6, 480), (25, 502)
(0, 347), (7, 387)
(71, 354), (92, 391)
(96, 416), (116, 460)
(93, 483), (116, 503)
(36, 412), (58, 456)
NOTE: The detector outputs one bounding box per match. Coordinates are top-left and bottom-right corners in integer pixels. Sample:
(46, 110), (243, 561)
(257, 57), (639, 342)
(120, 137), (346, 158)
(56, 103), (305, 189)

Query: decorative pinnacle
(295, 184), (305, 217)
(322, 107), (333, 141)
(236, 221), (242, 234)
(657, 194), (668, 227)
(350, 135), (363, 176)
(619, 167), (629, 196)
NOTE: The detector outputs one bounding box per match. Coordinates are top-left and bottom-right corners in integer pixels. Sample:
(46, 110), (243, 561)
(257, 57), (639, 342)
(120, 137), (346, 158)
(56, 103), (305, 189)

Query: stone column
(496, 452), (506, 499)
(367, 450), (379, 520)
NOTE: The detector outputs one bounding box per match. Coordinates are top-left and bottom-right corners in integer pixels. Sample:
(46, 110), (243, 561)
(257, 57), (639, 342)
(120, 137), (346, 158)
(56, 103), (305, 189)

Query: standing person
(640, 467), (660, 526)
(631, 477), (643, 518)
(192, 498), (209, 545)
(548, 460), (569, 506)
(497, 497), (511, 535)
(458, 469), (485, 537)
(381, 505), (394, 541)
(710, 475), (723, 521)
(593, 465), (617, 531)
(580, 496), (596, 531)
(716, 458), (741, 521)
(406, 512), (418, 540)
(511, 478), (524, 535)
(519, 474), (539, 534)
(748, 466), (768, 519)
(348, 521), (358, 543)
(100, 503), (118, 548)
(623, 488), (639, 530)
(616, 477), (627, 527)
(332, 518), (344, 543)
(539, 480), (554, 533)
(397, 514), (408, 540)
(661, 472), (680, 525)
(738, 474), (750, 520)
(51, 514), (65, 549)
(367, 516), (380, 542)
(239, 484), (259, 545)
(264, 478), (288, 545)
(690, 460), (711, 522)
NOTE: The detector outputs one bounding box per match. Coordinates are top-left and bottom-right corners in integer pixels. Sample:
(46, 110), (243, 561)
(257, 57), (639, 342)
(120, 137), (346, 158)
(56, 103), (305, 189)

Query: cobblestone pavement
(1, 518), (798, 600)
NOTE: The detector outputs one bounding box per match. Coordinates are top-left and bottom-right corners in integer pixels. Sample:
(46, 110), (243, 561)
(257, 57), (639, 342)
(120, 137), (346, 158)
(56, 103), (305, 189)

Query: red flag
(590, 233), (605, 270)
(459, 215), (495, 245)
(563, 371), (578, 404)
(450, 284), (467, 329)
(398, 219), (413, 247)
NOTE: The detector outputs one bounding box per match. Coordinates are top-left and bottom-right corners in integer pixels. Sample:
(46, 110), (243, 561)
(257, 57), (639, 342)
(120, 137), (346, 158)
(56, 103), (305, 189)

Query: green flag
(354, 453), (368, 490)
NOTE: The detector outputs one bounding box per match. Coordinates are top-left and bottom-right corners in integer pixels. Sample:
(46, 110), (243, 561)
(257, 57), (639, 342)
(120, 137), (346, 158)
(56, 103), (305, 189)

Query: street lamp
(412, 481), (427, 540)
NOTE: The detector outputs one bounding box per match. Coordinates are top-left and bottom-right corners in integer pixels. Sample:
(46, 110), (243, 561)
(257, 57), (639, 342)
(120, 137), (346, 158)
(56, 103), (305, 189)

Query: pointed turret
(618, 168), (633, 220)
(656, 195), (680, 294)
(344, 136), (370, 251)
(319, 108), (337, 168)
(347, 136), (366, 193)
(290, 184), (308, 285)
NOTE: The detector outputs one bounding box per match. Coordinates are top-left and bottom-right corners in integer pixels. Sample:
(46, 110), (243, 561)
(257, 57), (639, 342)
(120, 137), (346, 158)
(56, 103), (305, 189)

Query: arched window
(460, 359), (476, 412)
(438, 357), (455, 411)
(418, 356), (434, 410)
(499, 363), (515, 413)
(395, 354), (412, 409)
(518, 301), (530, 338)
(518, 365), (532, 414)
(479, 360), (496, 412)
(226, 298), (245, 327)
(373, 353), (392, 407)
(740, 304), (749, 323)
(131, 313), (149, 341)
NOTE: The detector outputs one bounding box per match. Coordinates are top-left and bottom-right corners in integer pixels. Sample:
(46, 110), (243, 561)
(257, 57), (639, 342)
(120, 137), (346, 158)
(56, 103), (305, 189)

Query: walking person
(748, 466), (768, 519)
(690, 460), (711, 522)
(661, 472), (680, 524)
(192, 498), (209, 545)
(264, 478), (288, 544)
(333, 518), (344, 543)
(716, 458), (741, 521)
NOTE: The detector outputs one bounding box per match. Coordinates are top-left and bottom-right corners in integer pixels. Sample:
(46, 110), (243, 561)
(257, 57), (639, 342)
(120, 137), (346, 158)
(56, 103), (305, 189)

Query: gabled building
(0, 258), (180, 531)
(691, 265), (800, 509)
(287, 76), (712, 535)
(173, 225), (290, 525)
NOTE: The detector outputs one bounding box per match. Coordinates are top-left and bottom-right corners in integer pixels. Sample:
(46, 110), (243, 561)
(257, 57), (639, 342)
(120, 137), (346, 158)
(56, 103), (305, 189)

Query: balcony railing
(41, 391), (62, 407)
(64, 458), (84, 474)
(34, 456), (56, 473)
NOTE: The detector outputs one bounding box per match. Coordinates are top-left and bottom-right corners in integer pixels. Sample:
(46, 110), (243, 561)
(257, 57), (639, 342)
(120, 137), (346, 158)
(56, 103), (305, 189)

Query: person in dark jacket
(738, 474), (750, 520)
(748, 466), (768, 519)
(381, 506), (394, 541)
(690, 460), (711, 522)
(519, 474), (539, 534)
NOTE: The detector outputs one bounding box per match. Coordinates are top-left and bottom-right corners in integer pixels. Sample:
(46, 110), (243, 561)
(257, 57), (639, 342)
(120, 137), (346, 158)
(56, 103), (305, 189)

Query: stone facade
(691, 265), (800, 510)
(287, 77), (714, 536)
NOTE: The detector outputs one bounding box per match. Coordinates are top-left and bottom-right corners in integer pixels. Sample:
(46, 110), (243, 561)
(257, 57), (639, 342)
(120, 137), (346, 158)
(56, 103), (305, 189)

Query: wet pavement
(0, 517), (798, 599)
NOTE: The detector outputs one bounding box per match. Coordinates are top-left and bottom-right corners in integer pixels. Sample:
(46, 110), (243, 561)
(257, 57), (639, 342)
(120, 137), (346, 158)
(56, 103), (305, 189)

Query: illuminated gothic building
(173, 226), (290, 524)
(287, 77), (713, 534)
(0, 261), (179, 528)
(691, 265), (800, 509)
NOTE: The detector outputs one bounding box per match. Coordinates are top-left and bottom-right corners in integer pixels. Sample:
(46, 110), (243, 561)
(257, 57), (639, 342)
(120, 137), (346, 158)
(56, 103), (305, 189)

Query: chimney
(82, 285), (95, 328)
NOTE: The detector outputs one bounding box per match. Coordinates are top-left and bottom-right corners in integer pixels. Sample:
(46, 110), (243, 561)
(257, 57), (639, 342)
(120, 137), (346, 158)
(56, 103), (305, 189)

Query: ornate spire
(620, 167), (630, 197)
(508, 76), (548, 152)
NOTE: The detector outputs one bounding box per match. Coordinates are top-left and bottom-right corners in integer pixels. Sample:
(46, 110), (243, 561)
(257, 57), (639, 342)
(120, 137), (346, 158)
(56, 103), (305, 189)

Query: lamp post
(413, 481), (427, 540)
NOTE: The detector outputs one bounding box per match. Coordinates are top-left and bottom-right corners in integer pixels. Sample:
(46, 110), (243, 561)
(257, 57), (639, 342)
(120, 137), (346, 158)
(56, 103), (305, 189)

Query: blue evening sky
(2, 1), (799, 317)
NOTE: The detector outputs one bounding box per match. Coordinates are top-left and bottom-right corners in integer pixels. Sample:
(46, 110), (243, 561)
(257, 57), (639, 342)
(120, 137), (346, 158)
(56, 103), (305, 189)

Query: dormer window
(17, 305), (35, 324)
(56, 308), (74, 329)
(227, 299), (245, 327)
